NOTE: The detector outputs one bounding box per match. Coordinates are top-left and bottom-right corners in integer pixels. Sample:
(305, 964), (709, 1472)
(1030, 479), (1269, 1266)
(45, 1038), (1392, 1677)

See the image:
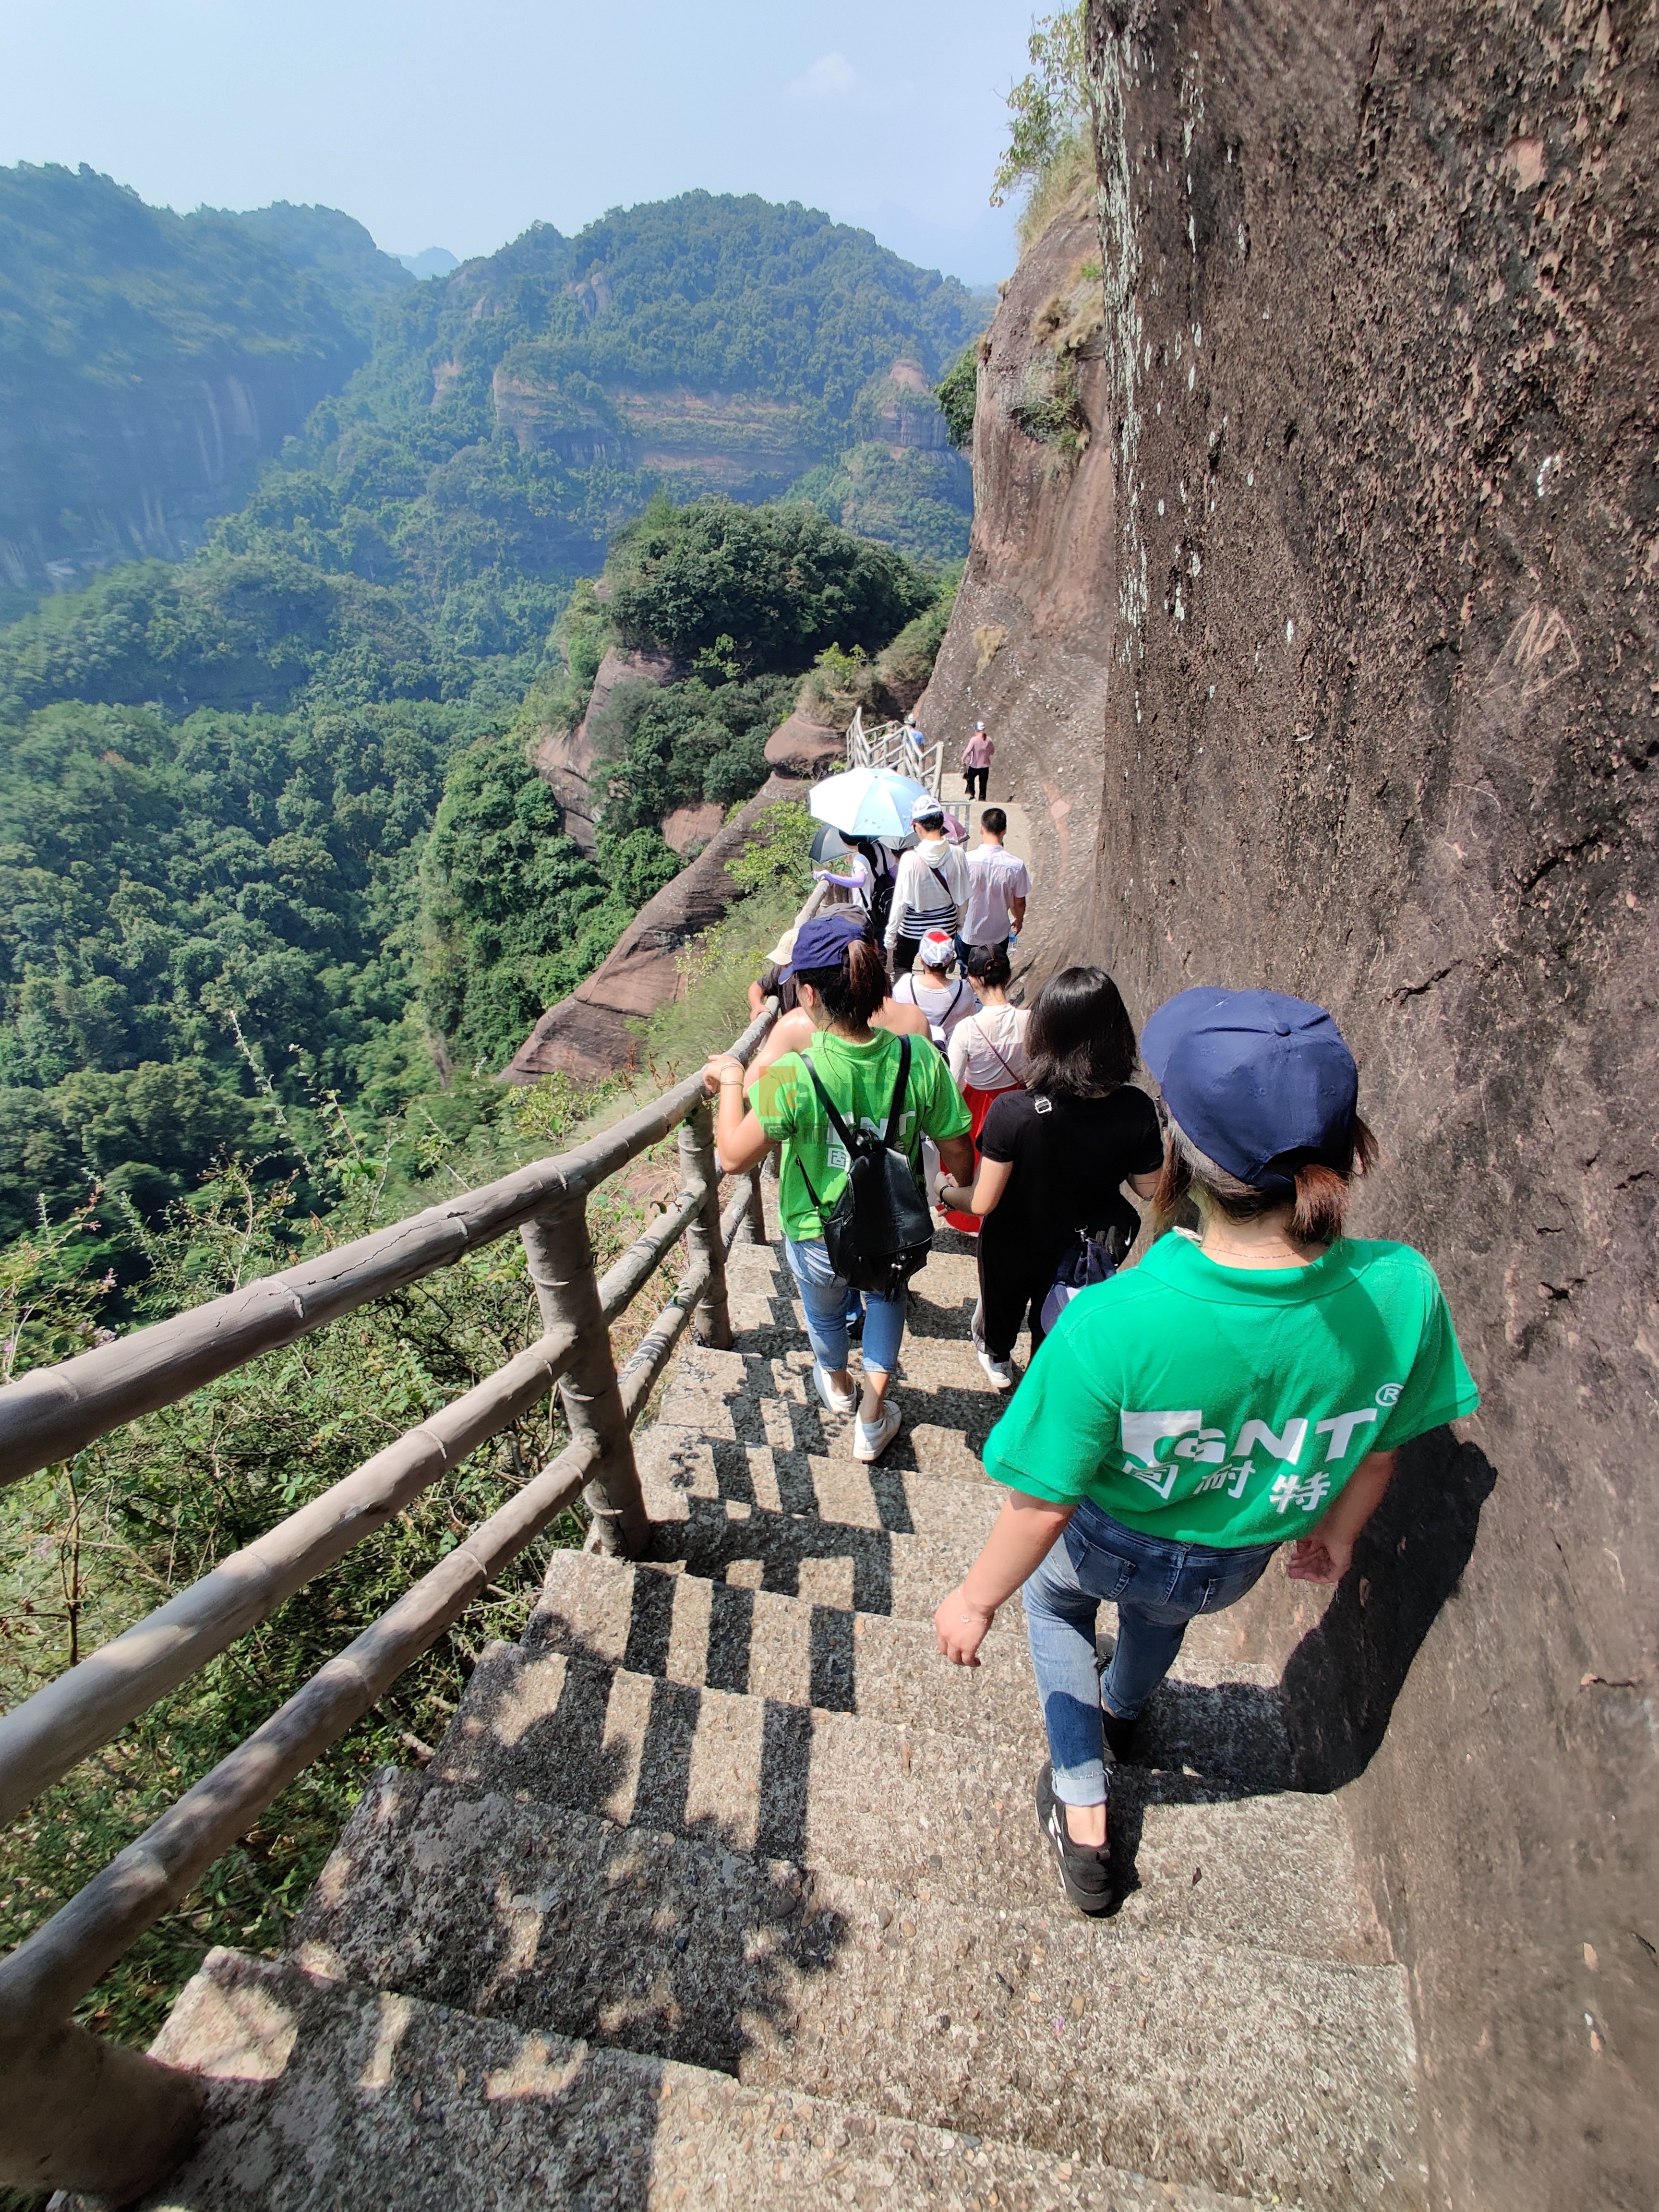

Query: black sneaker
(1035, 1760), (1114, 1916)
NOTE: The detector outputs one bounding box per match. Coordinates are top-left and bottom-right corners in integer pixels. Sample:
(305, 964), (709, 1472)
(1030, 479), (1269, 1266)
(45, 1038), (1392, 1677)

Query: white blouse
(948, 1004), (1031, 1093)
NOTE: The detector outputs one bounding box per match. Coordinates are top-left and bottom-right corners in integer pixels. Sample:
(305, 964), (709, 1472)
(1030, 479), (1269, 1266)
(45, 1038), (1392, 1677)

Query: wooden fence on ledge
(0, 990), (784, 2200)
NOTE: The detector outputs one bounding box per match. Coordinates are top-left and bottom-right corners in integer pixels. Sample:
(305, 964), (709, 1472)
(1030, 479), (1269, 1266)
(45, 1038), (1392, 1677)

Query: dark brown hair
(1025, 966), (1137, 1096)
(795, 932), (889, 1027)
(1152, 1116), (1379, 1245)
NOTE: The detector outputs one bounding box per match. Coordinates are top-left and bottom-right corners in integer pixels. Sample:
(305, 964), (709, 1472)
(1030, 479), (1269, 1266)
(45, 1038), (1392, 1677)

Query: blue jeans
(783, 1237), (906, 1377)
(1022, 1498), (1277, 1806)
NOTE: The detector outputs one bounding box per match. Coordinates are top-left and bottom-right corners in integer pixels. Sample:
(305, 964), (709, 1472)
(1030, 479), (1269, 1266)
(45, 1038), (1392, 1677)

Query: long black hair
(1024, 965), (1137, 1096)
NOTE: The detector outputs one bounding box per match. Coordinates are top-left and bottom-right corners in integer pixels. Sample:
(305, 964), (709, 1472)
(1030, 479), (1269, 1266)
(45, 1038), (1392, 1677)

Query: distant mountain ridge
(0, 165), (412, 607)
(283, 191), (984, 578)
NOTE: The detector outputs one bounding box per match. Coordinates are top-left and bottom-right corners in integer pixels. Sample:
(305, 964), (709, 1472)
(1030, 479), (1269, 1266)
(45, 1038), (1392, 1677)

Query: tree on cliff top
(606, 495), (934, 676)
(992, 7), (1097, 249)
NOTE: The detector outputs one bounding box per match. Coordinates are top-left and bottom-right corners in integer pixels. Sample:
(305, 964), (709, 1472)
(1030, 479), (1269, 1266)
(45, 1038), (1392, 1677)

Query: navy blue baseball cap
(782, 911), (868, 980)
(1141, 987), (1358, 1194)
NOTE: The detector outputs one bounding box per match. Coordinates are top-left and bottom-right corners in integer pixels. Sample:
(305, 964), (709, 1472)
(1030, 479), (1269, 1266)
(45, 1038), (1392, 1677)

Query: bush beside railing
(0, 989), (783, 2200)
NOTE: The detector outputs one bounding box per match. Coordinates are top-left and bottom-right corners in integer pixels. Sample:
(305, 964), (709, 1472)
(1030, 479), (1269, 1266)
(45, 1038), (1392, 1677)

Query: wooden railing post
(519, 1192), (648, 1557)
(677, 1101), (733, 1348)
(0, 2008), (203, 2200)
(744, 1164), (769, 1247)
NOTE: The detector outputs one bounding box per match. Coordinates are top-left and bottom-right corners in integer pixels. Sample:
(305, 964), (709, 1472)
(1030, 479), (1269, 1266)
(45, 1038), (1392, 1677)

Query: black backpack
(794, 1037), (934, 1297)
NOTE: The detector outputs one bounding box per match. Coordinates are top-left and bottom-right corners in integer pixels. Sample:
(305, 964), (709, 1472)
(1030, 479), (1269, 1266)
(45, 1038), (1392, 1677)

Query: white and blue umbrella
(808, 766), (931, 842)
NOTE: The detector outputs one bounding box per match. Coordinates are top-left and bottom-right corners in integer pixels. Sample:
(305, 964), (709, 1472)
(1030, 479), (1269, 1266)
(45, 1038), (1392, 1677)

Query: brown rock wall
(919, 5), (1658, 2204)
(533, 644), (682, 854)
(505, 772), (803, 1082)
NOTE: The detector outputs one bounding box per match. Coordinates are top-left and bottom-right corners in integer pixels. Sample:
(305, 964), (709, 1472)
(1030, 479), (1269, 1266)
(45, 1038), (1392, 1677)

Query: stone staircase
(140, 1214), (1427, 2210)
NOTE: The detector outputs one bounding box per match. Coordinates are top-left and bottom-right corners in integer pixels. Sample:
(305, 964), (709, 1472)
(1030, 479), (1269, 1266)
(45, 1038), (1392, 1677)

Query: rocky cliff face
(920, 5), (1656, 2205)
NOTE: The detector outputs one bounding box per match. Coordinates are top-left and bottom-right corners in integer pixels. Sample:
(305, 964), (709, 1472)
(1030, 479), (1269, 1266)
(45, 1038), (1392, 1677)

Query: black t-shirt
(978, 1084), (1164, 1264)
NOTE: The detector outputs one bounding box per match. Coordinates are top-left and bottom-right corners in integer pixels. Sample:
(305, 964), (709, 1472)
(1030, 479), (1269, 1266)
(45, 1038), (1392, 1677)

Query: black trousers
(964, 766), (988, 800)
(977, 1235), (1061, 1360)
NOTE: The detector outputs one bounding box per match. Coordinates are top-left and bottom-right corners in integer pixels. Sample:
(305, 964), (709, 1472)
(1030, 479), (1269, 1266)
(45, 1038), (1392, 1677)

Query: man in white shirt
(886, 793), (971, 973)
(958, 806), (1029, 961)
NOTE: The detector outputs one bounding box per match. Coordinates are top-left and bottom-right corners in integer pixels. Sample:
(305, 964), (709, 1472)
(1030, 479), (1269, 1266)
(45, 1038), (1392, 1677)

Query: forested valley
(0, 180), (985, 1287)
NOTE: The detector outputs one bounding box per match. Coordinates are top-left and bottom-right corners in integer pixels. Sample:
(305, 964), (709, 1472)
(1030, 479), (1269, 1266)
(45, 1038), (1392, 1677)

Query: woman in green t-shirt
(932, 987), (1480, 1915)
(705, 913), (973, 1464)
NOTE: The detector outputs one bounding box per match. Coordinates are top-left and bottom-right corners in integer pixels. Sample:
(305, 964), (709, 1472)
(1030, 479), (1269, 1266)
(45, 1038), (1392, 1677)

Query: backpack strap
(883, 1036), (913, 1151)
(799, 1046), (862, 1162)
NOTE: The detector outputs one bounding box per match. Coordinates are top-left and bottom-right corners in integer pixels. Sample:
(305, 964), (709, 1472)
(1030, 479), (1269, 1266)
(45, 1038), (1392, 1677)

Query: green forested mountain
(0, 187), (977, 1266)
(0, 165), (413, 606)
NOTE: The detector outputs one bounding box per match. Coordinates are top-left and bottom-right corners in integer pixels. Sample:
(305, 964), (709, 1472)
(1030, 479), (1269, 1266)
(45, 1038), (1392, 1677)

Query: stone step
(637, 1481), (1245, 1671)
(636, 1330), (1007, 1516)
(636, 1384), (1006, 1539)
(427, 1640), (1373, 1961)
(149, 1948), (1258, 2212)
(533, 1551), (1300, 1801)
(294, 1772), (1421, 2212)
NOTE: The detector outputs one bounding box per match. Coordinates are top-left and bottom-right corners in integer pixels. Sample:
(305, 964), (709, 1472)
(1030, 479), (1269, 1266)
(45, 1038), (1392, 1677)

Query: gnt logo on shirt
(1118, 1401), (1400, 1510)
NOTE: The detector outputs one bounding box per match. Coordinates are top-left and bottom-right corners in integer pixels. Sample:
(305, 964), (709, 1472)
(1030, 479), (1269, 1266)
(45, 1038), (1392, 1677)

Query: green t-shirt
(749, 1028), (972, 1246)
(983, 1230), (1479, 1546)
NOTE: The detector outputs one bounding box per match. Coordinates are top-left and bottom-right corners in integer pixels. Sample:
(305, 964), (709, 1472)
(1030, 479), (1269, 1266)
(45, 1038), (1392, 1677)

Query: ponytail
(1153, 1117), (1378, 1244)
(795, 930), (889, 1026)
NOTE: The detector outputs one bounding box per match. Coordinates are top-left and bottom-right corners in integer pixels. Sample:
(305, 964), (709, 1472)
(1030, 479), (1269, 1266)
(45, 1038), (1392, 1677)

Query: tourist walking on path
(938, 966), (1162, 1386)
(933, 986), (1481, 1916)
(886, 794), (971, 973)
(962, 721), (993, 802)
(959, 806), (1029, 962)
(891, 930), (982, 1052)
(705, 912), (973, 1463)
(939, 945), (1030, 1235)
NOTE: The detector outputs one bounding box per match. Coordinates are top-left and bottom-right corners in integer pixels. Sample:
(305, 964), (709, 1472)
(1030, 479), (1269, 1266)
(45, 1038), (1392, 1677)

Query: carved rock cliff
(920, 5), (1656, 2206)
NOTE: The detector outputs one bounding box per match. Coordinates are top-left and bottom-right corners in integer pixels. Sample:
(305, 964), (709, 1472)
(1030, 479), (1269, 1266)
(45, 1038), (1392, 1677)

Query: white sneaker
(976, 1347), (1015, 1390)
(852, 1400), (902, 1462)
(813, 1363), (857, 1418)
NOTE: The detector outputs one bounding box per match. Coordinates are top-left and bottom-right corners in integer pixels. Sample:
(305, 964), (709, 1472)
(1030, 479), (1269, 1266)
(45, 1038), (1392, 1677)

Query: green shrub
(607, 495), (934, 676)
(935, 346), (980, 450)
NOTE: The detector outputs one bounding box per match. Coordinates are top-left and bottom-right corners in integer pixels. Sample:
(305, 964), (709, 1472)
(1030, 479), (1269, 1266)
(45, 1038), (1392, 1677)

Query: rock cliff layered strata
(919, 5), (1656, 2206)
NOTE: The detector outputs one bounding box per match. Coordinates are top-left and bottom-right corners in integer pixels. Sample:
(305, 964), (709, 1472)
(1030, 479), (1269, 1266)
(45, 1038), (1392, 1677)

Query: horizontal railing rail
(845, 706), (945, 797)
(0, 979), (786, 2199)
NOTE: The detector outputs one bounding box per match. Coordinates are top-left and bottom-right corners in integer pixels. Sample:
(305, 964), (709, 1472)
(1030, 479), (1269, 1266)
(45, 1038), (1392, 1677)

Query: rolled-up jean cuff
(1051, 1758), (1109, 1807)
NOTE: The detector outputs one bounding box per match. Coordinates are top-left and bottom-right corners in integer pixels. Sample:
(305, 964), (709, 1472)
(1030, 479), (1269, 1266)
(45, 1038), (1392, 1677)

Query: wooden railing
(0, 998), (781, 2200)
(845, 704), (946, 797)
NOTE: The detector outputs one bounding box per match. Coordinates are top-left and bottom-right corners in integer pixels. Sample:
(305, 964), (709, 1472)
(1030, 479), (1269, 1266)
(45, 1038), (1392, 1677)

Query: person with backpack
(933, 986), (1480, 1917)
(891, 930), (982, 1051)
(938, 945), (1030, 1235)
(852, 835), (900, 941)
(937, 966), (1162, 1388)
(886, 796), (970, 973)
(705, 912), (974, 1463)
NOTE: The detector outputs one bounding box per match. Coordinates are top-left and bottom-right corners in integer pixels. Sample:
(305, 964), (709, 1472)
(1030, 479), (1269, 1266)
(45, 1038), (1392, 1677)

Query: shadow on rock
(1281, 1427), (1496, 1793)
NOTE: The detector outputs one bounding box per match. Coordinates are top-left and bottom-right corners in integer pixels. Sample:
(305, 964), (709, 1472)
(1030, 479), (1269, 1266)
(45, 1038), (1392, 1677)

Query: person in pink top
(962, 721), (993, 801)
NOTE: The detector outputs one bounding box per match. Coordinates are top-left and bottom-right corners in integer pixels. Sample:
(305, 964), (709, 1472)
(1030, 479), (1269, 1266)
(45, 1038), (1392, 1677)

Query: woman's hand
(935, 1585), (997, 1666)
(702, 1053), (745, 1095)
(1286, 1534), (1355, 1584)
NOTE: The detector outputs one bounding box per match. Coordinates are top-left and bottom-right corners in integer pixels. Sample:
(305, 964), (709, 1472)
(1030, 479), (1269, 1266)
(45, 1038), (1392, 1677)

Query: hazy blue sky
(0, 0), (1036, 283)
